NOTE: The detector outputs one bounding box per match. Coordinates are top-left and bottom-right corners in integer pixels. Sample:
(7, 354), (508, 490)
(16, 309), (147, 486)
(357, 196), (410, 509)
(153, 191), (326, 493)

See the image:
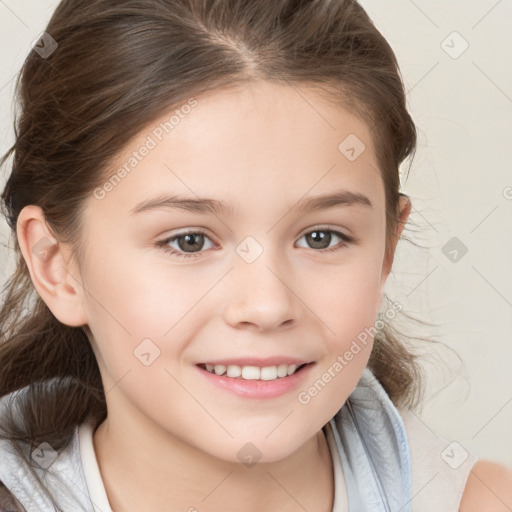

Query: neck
(93, 413), (334, 512)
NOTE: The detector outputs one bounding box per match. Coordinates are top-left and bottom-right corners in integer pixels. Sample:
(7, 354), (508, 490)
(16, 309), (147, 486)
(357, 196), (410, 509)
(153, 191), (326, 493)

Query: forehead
(90, 80), (384, 218)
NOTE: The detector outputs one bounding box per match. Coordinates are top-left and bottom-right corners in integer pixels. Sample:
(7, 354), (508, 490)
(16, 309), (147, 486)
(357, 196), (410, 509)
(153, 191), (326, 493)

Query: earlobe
(16, 205), (88, 327)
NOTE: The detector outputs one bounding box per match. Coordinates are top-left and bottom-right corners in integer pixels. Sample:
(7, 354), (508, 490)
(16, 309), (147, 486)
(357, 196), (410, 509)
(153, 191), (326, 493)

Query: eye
(156, 230), (216, 259)
(156, 226), (356, 260)
(296, 226), (354, 253)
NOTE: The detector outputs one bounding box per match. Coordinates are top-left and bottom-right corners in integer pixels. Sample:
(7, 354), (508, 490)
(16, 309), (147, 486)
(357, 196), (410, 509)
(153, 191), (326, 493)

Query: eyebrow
(130, 189), (373, 217)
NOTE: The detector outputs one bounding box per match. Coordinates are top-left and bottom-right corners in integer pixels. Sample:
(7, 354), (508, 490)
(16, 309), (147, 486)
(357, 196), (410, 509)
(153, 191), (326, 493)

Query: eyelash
(156, 226), (356, 260)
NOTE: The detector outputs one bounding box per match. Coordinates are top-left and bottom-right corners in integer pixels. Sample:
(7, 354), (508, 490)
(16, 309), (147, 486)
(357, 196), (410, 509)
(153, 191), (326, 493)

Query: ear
(16, 205), (88, 327)
(380, 193), (412, 292)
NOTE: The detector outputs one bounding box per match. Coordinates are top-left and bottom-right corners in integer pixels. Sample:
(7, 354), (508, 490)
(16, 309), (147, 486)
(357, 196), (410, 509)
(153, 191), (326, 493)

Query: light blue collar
(327, 367), (413, 511)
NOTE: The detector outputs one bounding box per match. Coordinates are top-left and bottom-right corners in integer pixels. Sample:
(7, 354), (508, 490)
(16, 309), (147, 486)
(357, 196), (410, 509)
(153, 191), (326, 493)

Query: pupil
(308, 230), (330, 249)
(180, 233), (203, 252)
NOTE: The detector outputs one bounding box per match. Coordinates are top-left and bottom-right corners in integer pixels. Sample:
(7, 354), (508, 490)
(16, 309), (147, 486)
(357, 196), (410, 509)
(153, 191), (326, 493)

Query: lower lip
(194, 363), (315, 399)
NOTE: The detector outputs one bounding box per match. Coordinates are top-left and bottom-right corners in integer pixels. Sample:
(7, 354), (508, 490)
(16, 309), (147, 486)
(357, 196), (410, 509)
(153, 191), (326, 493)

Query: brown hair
(1, 0), (437, 463)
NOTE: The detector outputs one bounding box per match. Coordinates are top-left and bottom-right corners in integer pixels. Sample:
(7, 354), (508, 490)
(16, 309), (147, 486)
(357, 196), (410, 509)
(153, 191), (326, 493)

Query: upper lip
(197, 357), (313, 367)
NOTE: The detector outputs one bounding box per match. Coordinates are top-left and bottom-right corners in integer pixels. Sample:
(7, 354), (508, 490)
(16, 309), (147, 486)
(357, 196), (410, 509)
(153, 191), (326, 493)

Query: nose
(222, 247), (298, 332)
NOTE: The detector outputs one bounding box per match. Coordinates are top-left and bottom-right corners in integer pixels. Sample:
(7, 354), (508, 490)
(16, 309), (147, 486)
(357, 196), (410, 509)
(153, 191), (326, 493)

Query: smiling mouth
(196, 362), (311, 381)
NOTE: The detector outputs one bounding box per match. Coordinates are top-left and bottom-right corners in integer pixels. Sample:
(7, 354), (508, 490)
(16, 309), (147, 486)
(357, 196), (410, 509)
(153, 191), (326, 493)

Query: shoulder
(395, 407), (479, 511)
(459, 459), (512, 511)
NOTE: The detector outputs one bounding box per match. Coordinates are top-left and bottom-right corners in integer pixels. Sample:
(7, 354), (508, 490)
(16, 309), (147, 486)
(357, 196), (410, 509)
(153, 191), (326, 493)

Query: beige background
(0, 0), (511, 467)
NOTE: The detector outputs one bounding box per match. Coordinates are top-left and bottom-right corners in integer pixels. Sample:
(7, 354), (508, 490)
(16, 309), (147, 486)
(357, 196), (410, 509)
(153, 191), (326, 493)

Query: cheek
(82, 244), (203, 338)
(80, 242), (230, 395)
(79, 250), (179, 382)
(305, 255), (383, 336)
(301, 257), (382, 392)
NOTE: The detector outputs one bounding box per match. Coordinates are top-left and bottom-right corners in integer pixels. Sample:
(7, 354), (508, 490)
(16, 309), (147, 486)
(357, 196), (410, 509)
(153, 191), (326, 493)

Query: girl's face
(75, 80), (405, 462)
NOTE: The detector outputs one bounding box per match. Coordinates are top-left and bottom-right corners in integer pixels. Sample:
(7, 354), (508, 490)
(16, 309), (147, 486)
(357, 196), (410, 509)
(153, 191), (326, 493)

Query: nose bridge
(223, 235), (297, 329)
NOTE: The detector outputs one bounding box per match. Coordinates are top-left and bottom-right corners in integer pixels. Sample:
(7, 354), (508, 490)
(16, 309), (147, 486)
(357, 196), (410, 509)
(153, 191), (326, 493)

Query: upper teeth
(205, 364), (300, 380)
